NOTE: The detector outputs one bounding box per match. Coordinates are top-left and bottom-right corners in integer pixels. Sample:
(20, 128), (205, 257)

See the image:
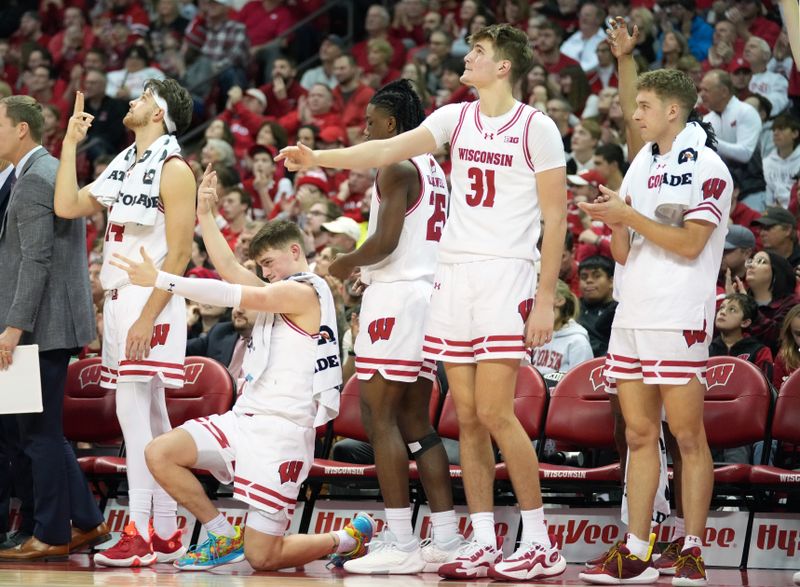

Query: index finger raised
(73, 91), (84, 116)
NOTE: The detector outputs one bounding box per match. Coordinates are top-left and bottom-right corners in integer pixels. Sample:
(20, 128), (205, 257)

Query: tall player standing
(326, 80), (462, 574)
(54, 82), (196, 566)
(577, 45), (732, 587)
(279, 24), (569, 582)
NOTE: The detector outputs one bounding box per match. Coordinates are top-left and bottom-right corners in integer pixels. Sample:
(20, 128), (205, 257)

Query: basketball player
(110, 183), (375, 571)
(54, 82), (196, 566)
(279, 24), (568, 581)
(325, 80), (461, 574)
(576, 52), (732, 587)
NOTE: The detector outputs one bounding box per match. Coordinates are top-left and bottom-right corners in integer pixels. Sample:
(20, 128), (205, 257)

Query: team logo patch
(678, 148), (697, 164)
(706, 363), (734, 389)
(78, 364), (102, 388)
(589, 366), (607, 393)
(184, 362), (205, 385)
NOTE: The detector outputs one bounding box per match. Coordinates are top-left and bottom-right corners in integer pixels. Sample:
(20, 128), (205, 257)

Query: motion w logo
(368, 318), (396, 343)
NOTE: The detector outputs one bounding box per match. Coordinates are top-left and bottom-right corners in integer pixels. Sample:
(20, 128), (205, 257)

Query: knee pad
(407, 432), (442, 460)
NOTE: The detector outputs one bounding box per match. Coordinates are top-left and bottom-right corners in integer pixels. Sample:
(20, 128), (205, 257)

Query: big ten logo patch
(368, 317), (396, 343)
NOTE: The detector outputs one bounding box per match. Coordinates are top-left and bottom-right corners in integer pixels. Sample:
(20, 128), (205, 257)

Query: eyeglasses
(308, 210), (328, 217)
(745, 257), (770, 267)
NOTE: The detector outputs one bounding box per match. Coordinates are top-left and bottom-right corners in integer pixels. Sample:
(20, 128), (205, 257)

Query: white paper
(0, 344), (42, 414)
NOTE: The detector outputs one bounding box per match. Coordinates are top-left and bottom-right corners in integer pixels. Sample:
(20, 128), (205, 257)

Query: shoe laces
(112, 523), (141, 550)
(455, 539), (492, 558)
(674, 550), (704, 576)
(509, 540), (547, 560)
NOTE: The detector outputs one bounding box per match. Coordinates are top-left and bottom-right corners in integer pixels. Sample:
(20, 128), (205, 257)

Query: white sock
(683, 534), (702, 553)
(430, 510), (460, 544)
(625, 533), (652, 560)
(204, 513), (236, 538)
(470, 512), (496, 547)
(128, 489), (152, 541)
(673, 517), (686, 541)
(334, 529), (356, 553)
(385, 507), (415, 544)
(520, 508), (550, 546)
(152, 487), (178, 538)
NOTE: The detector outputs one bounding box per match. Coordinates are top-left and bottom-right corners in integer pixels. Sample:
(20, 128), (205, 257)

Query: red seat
(539, 358), (621, 484)
(63, 357), (122, 476)
(750, 367), (800, 486)
(703, 357), (771, 484)
(435, 365), (548, 481)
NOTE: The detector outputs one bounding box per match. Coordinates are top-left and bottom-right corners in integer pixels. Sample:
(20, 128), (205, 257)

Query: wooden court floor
(0, 558), (797, 587)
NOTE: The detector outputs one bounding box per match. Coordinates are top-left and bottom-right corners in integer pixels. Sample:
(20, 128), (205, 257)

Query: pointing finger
(74, 91), (84, 116)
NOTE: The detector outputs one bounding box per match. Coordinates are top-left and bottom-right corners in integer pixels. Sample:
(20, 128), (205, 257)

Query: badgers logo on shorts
(517, 298), (533, 322)
(183, 362), (205, 385)
(150, 323), (171, 348)
(278, 460), (303, 484)
(368, 317), (396, 343)
(589, 365), (607, 392)
(682, 320), (707, 348)
(706, 363), (734, 389)
(78, 364), (102, 389)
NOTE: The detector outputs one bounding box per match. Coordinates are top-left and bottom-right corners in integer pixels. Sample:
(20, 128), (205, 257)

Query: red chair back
(545, 358), (615, 447)
(769, 365), (800, 443)
(63, 357), (121, 443)
(165, 357), (235, 427)
(332, 375), (369, 442)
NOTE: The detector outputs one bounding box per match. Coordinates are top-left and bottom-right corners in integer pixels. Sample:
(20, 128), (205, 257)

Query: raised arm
(54, 91), (104, 218)
(781, 0), (800, 66)
(277, 124), (437, 172)
(607, 17), (645, 158)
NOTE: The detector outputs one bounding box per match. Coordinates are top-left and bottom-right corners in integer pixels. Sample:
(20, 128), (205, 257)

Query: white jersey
(360, 153), (449, 285)
(96, 155), (184, 290)
(422, 101), (566, 263)
(613, 145), (733, 331)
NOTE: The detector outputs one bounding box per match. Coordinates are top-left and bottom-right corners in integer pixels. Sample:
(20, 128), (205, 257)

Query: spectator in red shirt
(8, 12), (51, 66)
(279, 83), (339, 137)
(258, 55), (306, 118)
(559, 232), (581, 297)
(220, 187), (252, 250)
(243, 145), (293, 218)
(362, 39), (402, 90)
(218, 86), (269, 156)
(105, 0), (150, 37)
(331, 55), (374, 144)
(237, 0), (294, 50)
(41, 103), (64, 159)
(352, 5), (407, 71)
(588, 40), (618, 94)
(712, 19), (745, 58)
(391, 0), (427, 45)
(435, 56), (477, 107)
(535, 21), (579, 75)
(726, 0), (781, 46)
(729, 182), (761, 235)
(333, 168), (374, 222)
(21, 65), (69, 118)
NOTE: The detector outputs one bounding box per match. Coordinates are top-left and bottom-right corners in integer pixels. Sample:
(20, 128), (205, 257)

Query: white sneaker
(438, 539), (502, 579)
(489, 537), (566, 581)
(420, 534), (468, 573)
(793, 571), (799, 585)
(343, 530), (425, 575)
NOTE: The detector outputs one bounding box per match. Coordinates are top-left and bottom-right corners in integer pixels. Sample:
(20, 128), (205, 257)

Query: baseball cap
(295, 174), (329, 194)
(728, 57), (752, 74)
(753, 206), (795, 227)
(567, 169), (606, 188)
(724, 224), (756, 250)
(318, 126), (348, 146)
(322, 216), (361, 242)
(244, 88), (267, 109)
(247, 144), (276, 159)
(325, 34), (346, 49)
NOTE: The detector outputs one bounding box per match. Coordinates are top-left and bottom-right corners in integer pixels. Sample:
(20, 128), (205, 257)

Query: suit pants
(0, 415), (33, 536)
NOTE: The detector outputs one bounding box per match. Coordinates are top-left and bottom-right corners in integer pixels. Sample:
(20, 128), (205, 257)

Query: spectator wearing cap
(294, 173), (330, 212)
(81, 68), (130, 157)
(105, 45), (165, 100)
(191, 0), (250, 95)
(755, 206), (800, 268)
(331, 55), (374, 145)
(721, 224), (757, 291)
(300, 35), (344, 91)
(218, 85), (269, 156)
(278, 83), (339, 137)
(352, 5), (407, 72)
(657, 0), (712, 62)
(560, 2), (606, 73)
(764, 114), (800, 209)
(243, 145), (293, 218)
(315, 126), (350, 193)
(744, 36), (790, 116)
(726, 0), (781, 46)
(729, 57), (754, 102)
(258, 55), (306, 118)
(104, 0), (151, 37)
(322, 216), (361, 253)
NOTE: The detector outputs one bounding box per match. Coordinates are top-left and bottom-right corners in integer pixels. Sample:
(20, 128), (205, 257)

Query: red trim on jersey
(197, 417), (231, 448)
(423, 335), (473, 347)
(280, 314), (320, 339)
(606, 365), (643, 374)
(118, 369), (185, 381)
(119, 359), (185, 369)
(405, 158), (425, 217)
(685, 203), (722, 222)
(422, 346), (475, 358)
(472, 335), (524, 344)
(642, 371), (703, 379)
(522, 110), (538, 172)
(233, 487), (284, 511)
(641, 359), (707, 367)
(606, 353), (640, 364)
(356, 357), (423, 366)
(475, 346), (527, 354)
(473, 101), (483, 134)
(234, 475), (296, 504)
(497, 103), (526, 135)
(449, 102), (471, 152)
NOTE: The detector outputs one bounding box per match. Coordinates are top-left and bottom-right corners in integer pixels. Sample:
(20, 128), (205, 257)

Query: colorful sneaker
(328, 512), (377, 569)
(655, 537), (685, 575)
(578, 542), (659, 584)
(342, 529), (425, 574)
(93, 523), (157, 568)
(173, 526), (245, 571)
(489, 534), (566, 581)
(585, 541), (624, 569)
(438, 539), (502, 579)
(672, 547), (707, 586)
(420, 534), (468, 573)
(150, 525), (187, 563)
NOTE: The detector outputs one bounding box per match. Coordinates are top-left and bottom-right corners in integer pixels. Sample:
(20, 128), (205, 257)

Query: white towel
(647, 122), (708, 225)
(92, 134), (181, 226)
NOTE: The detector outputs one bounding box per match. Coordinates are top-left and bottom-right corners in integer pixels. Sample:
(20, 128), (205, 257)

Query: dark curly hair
(144, 78), (193, 135)
(369, 79), (425, 134)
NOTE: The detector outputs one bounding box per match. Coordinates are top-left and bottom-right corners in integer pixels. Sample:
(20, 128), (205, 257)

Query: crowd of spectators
(0, 0), (798, 467)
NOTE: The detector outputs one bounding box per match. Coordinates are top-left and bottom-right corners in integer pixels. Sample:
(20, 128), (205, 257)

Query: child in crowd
(709, 293), (773, 376)
(773, 304), (800, 388)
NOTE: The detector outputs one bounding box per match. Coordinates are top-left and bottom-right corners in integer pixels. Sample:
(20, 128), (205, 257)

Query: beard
(123, 108), (151, 130)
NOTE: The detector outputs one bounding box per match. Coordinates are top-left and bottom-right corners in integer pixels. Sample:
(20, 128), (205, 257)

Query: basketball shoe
(438, 539), (502, 579)
(420, 533), (469, 573)
(489, 534), (566, 581)
(342, 529), (425, 574)
(93, 523), (156, 567)
(149, 523), (187, 563)
(672, 546), (707, 586)
(655, 536), (684, 575)
(579, 536), (659, 585)
(585, 541), (624, 569)
(328, 512), (377, 569)
(173, 525), (245, 571)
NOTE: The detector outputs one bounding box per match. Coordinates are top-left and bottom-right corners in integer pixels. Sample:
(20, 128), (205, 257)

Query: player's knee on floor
(407, 432), (442, 460)
(244, 509), (288, 570)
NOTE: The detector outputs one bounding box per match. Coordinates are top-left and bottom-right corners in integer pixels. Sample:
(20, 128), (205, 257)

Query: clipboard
(0, 344), (42, 414)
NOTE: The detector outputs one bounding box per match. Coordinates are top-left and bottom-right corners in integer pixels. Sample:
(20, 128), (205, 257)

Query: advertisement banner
(747, 513), (800, 569)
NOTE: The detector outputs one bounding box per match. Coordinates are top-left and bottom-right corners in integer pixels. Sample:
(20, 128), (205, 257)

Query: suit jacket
(0, 148), (95, 351)
(186, 321), (238, 367)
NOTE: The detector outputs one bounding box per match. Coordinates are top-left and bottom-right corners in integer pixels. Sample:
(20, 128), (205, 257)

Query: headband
(149, 87), (177, 134)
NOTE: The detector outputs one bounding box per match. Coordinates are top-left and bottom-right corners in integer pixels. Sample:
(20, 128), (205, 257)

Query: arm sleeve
(420, 103), (462, 148)
(155, 271), (243, 308)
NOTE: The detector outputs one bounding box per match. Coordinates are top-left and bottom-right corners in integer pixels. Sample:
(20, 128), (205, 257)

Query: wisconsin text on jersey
(457, 147), (514, 167)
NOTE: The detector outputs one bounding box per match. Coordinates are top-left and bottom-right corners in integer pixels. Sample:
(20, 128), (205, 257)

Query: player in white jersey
(324, 80), (462, 574)
(111, 178), (376, 572)
(577, 24), (732, 585)
(278, 24), (568, 582)
(54, 79), (196, 566)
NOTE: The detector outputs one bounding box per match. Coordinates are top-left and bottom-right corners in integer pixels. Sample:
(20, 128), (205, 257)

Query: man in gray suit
(0, 95), (108, 561)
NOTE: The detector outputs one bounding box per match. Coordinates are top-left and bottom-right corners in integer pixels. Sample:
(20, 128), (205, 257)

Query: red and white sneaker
(672, 547), (707, 586)
(655, 537), (684, 575)
(578, 543), (659, 585)
(585, 541), (623, 569)
(489, 534), (566, 581)
(438, 539), (502, 579)
(150, 525), (187, 563)
(93, 523), (157, 568)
